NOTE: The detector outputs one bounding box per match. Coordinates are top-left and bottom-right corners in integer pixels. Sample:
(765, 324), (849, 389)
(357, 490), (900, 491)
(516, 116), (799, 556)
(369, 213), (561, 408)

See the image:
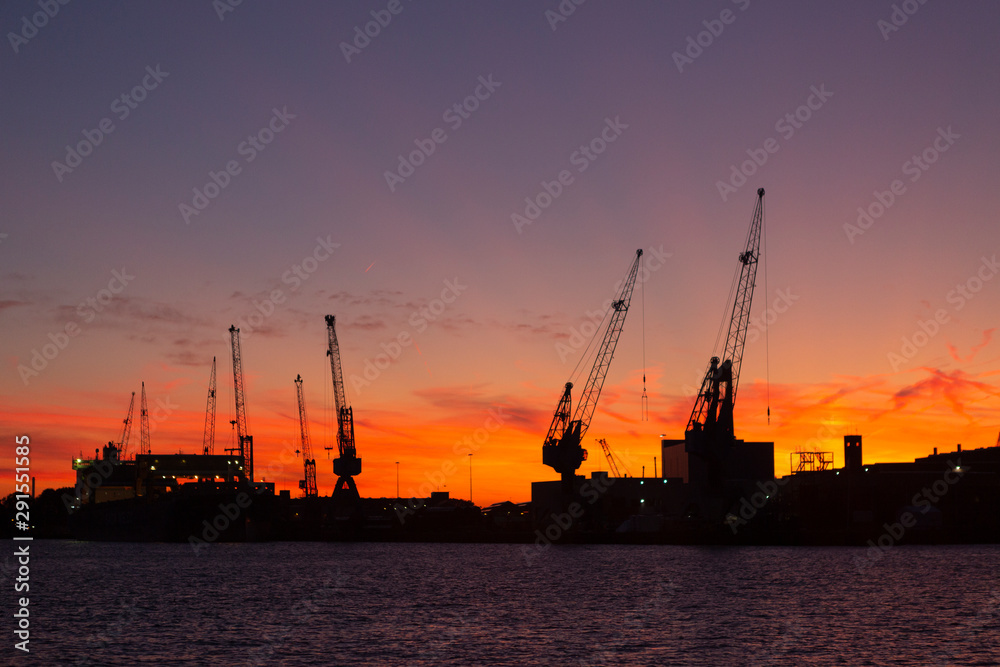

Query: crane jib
(686, 188), (764, 436)
(541, 248), (643, 481)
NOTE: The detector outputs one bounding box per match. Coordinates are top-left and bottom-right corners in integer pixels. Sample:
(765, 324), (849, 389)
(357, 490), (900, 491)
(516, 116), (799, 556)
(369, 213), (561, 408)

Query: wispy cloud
(947, 328), (996, 363)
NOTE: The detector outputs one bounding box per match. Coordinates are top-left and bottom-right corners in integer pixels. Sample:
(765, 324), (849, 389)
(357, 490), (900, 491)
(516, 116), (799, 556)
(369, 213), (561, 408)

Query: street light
(468, 453), (473, 505)
(395, 461), (400, 498)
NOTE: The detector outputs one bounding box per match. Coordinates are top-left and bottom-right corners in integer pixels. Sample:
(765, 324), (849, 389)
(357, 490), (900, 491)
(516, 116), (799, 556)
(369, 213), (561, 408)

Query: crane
(294, 374), (318, 498)
(139, 382), (150, 457)
(117, 391), (135, 460)
(596, 438), (631, 479)
(542, 249), (643, 490)
(326, 315), (361, 503)
(202, 357), (217, 455)
(229, 325), (253, 482)
(685, 188), (765, 476)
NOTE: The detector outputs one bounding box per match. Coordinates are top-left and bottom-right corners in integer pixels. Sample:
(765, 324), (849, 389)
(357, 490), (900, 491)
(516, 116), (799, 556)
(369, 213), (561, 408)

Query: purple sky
(2, 1), (999, 502)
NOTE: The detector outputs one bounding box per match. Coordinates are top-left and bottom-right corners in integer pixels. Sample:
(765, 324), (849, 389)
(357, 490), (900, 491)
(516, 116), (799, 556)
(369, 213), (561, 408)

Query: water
(11, 541), (1000, 665)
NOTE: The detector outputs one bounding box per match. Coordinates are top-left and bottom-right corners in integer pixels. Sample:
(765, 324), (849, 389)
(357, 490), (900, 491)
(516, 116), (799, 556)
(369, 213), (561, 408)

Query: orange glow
(4, 361), (998, 505)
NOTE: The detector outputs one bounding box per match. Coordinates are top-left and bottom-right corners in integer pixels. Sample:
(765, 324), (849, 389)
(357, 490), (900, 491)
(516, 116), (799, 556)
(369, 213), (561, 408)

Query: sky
(2, 1), (999, 506)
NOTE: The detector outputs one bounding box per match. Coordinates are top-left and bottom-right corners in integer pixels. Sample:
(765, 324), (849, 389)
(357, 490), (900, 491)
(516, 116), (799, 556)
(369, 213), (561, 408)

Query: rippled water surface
(16, 541), (1000, 665)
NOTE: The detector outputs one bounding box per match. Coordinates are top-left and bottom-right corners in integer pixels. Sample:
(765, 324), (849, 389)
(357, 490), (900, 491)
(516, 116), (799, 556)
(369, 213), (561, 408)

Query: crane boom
(139, 382), (150, 457)
(294, 374), (318, 498)
(572, 253), (643, 433)
(686, 188), (764, 451)
(542, 249), (643, 487)
(325, 315), (361, 502)
(596, 438), (629, 479)
(118, 392), (135, 460)
(229, 325), (253, 482)
(202, 357), (217, 455)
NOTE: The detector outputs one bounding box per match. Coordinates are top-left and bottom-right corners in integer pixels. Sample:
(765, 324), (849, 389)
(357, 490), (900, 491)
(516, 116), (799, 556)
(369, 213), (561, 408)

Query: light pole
(395, 461), (400, 498)
(468, 453), (473, 504)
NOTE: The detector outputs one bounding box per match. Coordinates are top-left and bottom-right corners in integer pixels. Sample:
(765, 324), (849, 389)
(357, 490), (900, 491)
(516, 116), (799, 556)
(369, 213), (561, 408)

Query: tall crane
(325, 317), (359, 490)
(542, 249), (643, 490)
(326, 315), (361, 502)
(596, 438), (631, 479)
(117, 391), (135, 460)
(229, 325), (253, 482)
(685, 188), (765, 478)
(202, 357), (217, 455)
(294, 374), (318, 498)
(139, 382), (150, 457)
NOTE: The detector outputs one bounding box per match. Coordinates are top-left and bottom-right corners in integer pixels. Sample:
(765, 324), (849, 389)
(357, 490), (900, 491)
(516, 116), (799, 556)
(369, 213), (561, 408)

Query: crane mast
(542, 249), (643, 488)
(139, 382), (150, 457)
(294, 374), (318, 498)
(118, 391), (135, 460)
(686, 188), (765, 459)
(325, 315), (361, 502)
(202, 357), (217, 455)
(229, 325), (253, 482)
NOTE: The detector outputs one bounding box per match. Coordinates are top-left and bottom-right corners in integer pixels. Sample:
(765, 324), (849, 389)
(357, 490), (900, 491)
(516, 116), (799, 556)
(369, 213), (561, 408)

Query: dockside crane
(229, 325), (253, 482)
(202, 357), (217, 455)
(542, 249), (643, 490)
(117, 391), (135, 460)
(326, 315), (361, 503)
(139, 382), (150, 457)
(294, 374), (318, 498)
(596, 438), (631, 479)
(685, 188), (765, 479)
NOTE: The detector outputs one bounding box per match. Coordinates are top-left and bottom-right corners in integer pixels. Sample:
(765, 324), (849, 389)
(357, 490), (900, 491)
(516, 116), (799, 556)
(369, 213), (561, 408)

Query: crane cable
(763, 195), (771, 425)
(641, 262), (648, 421)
